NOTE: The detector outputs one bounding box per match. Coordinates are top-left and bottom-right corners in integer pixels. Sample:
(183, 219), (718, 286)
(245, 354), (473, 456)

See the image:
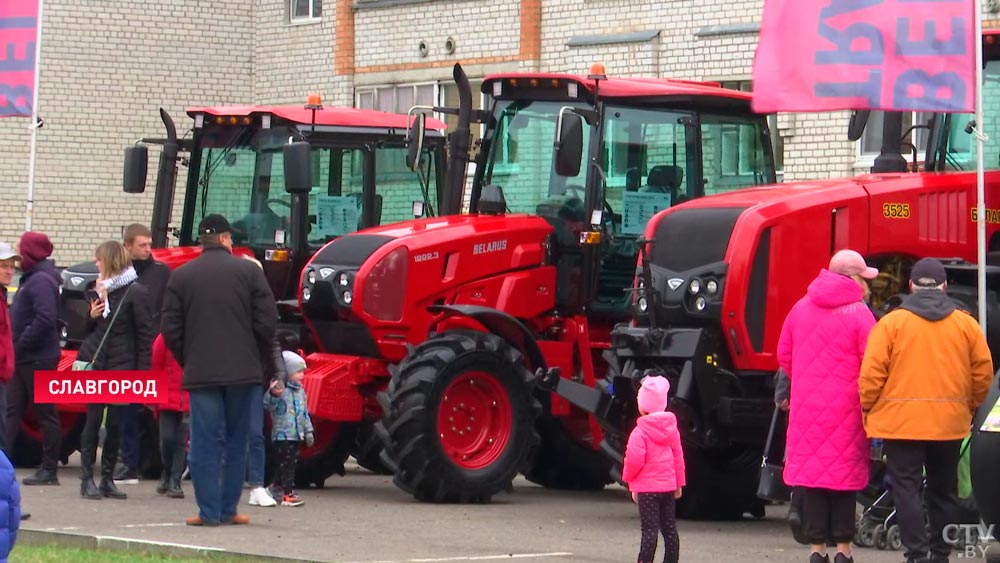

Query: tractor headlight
(337, 272), (350, 287)
(306, 270), (316, 285)
(689, 279), (701, 294)
(706, 279), (718, 295)
(343, 290), (353, 304)
(302, 287), (312, 302)
(638, 297), (648, 312)
(694, 296), (707, 312)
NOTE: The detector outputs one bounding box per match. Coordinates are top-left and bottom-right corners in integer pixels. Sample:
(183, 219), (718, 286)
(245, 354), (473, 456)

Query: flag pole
(25, 0), (44, 232)
(975, 0), (987, 334)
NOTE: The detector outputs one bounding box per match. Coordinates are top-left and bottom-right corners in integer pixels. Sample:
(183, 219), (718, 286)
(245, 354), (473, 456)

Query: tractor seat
(644, 165), (683, 196)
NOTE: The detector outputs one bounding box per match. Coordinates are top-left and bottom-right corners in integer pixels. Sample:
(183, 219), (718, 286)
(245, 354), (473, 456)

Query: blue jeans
(188, 383), (257, 524)
(246, 387), (265, 487)
(119, 403), (142, 470)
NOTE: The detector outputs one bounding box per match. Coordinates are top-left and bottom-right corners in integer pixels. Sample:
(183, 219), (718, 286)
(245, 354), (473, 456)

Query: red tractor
(538, 34), (1000, 522)
(47, 100), (450, 484)
(282, 64), (779, 515)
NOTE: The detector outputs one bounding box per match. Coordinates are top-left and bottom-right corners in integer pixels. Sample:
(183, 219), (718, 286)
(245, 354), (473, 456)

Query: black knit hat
(910, 258), (947, 287)
(198, 214), (231, 236)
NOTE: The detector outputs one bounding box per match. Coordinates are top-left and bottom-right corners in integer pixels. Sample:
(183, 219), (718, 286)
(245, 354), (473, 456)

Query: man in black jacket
(113, 224), (171, 485)
(6, 232), (63, 486)
(161, 215), (277, 527)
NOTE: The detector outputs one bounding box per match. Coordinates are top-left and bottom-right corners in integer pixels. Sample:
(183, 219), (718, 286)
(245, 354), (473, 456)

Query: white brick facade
(1, 0), (997, 264)
(0, 1), (253, 265)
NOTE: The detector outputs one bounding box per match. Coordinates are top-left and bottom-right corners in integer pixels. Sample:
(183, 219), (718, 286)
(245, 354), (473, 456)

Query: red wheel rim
(436, 371), (512, 470)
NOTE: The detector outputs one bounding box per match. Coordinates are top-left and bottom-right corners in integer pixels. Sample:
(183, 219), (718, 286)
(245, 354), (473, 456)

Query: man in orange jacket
(860, 258), (995, 563)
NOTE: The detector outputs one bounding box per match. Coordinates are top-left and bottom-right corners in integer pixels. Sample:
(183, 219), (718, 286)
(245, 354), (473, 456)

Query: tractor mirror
(847, 110), (871, 142)
(406, 113), (426, 171)
(123, 145), (148, 194)
(283, 142), (312, 194)
(554, 109), (583, 177)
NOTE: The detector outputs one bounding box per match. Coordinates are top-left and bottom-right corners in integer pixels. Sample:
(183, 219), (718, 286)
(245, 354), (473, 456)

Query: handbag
(72, 284), (134, 372)
(757, 405), (792, 502)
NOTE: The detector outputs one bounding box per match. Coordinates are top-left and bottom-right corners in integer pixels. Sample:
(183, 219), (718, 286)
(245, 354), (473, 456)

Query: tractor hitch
(536, 366), (635, 435)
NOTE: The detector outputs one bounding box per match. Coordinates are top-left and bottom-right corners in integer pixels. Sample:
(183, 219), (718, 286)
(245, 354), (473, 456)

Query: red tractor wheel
(376, 331), (540, 503)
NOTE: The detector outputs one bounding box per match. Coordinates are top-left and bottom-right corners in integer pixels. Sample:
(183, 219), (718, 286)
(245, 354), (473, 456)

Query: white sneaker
(248, 486), (277, 507)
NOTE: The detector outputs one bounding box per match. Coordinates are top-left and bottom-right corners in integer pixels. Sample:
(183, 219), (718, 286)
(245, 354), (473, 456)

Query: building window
(356, 81), (487, 152)
(856, 111), (935, 164)
(290, 0), (321, 22)
(719, 80), (784, 175)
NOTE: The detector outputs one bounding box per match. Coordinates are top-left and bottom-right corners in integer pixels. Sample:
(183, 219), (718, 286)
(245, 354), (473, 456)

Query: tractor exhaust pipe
(443, 64), (473, 216)
(871, 111), (908, 174)
(151, 108), (179, 248)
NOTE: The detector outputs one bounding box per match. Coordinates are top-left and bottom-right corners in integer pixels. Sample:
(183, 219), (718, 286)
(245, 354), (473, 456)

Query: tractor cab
(468, 65), (777, 322)
(59, 99), (447, 348)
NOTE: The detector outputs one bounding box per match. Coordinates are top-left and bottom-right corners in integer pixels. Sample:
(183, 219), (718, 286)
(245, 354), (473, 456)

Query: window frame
(854, 110), (936, 169)
(289, 0), (322, 24)
(718, 80), (784, 179)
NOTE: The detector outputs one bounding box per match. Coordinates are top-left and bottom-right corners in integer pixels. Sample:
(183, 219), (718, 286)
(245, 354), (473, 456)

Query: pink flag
(0, 1), (39, 117)
(752, 0), (976, 113)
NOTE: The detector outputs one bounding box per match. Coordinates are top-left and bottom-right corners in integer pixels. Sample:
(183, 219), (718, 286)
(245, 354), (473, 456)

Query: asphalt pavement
(13, 454), (997, 563)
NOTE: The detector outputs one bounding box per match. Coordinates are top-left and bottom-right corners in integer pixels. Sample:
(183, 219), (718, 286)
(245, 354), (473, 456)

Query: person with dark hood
(861, 257), (995, 563)
(5, 232), (62, 486)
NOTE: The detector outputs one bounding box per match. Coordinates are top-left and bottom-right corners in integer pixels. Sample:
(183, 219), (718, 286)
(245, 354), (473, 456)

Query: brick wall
(0, 1), (253, 266)
(353, 0), (520, 72)
(255, 0), (352, 107)
(3, 0), (999, 266)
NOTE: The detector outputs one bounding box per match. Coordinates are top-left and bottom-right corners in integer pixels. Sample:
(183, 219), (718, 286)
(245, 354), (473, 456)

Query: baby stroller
(853, 435), (982, 552)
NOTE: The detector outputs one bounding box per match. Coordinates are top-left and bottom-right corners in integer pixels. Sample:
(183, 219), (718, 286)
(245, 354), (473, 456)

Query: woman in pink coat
(777, 249), (877, 563)
(623, 375), (685, 563)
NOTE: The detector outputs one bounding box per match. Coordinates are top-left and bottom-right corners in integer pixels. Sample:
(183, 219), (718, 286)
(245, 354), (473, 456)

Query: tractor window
(191, 127), (437, 249)
(594, 106), (695, 312)
(700, 114), (774, 194)
(483, 100), (592, 223)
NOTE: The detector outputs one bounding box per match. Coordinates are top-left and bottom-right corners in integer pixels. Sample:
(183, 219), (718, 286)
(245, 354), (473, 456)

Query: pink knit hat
(637, 375), (670, 414)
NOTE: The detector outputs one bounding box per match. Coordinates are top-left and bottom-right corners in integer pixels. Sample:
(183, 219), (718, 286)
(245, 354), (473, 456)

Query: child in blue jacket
(264, 351), (315, 507)
(0, 449), (21, 562)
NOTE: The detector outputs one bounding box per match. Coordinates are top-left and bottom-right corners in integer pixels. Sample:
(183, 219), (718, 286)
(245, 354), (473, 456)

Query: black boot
(166, 471), (184, 499)
(23, 468), (59, 486)
(79, 446), (101, 500)
(99, 454), (126, 500)
(156, 469), (169, 495)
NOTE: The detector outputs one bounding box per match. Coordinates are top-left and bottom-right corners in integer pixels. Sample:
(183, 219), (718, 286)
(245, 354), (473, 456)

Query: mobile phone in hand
(85, 289), (99, 303)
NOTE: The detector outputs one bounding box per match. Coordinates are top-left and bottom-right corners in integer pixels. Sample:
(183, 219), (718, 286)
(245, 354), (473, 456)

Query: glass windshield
(483, 100), (592, 223)
(596, 105), (773, 310)
(189, 125), (438, 248)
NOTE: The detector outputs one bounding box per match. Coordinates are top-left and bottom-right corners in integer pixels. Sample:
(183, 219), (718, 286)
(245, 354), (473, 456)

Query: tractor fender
(427, 305), (547, 374)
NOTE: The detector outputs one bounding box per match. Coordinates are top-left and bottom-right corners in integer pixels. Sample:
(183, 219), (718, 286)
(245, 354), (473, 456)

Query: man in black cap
(161, 214), (277, 527)
(861, 258), (994, 563)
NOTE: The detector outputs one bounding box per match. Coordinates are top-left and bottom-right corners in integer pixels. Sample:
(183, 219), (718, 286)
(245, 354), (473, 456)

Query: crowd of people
(618, 250), (996, 563)
(0, 221), (996, 562)
(776, 250), (995, 563)
(0, 214), (317, 537)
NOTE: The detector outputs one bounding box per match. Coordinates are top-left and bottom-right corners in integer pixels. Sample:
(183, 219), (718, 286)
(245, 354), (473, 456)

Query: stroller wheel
(856, 520), (878, 548)
(874, 525), (888, 550)
(887, 525), (902, 551)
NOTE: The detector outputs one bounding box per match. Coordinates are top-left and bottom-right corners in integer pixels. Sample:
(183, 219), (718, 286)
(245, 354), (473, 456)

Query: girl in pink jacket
(777, 249), (877, 563)
(623, 375), (685, 563)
